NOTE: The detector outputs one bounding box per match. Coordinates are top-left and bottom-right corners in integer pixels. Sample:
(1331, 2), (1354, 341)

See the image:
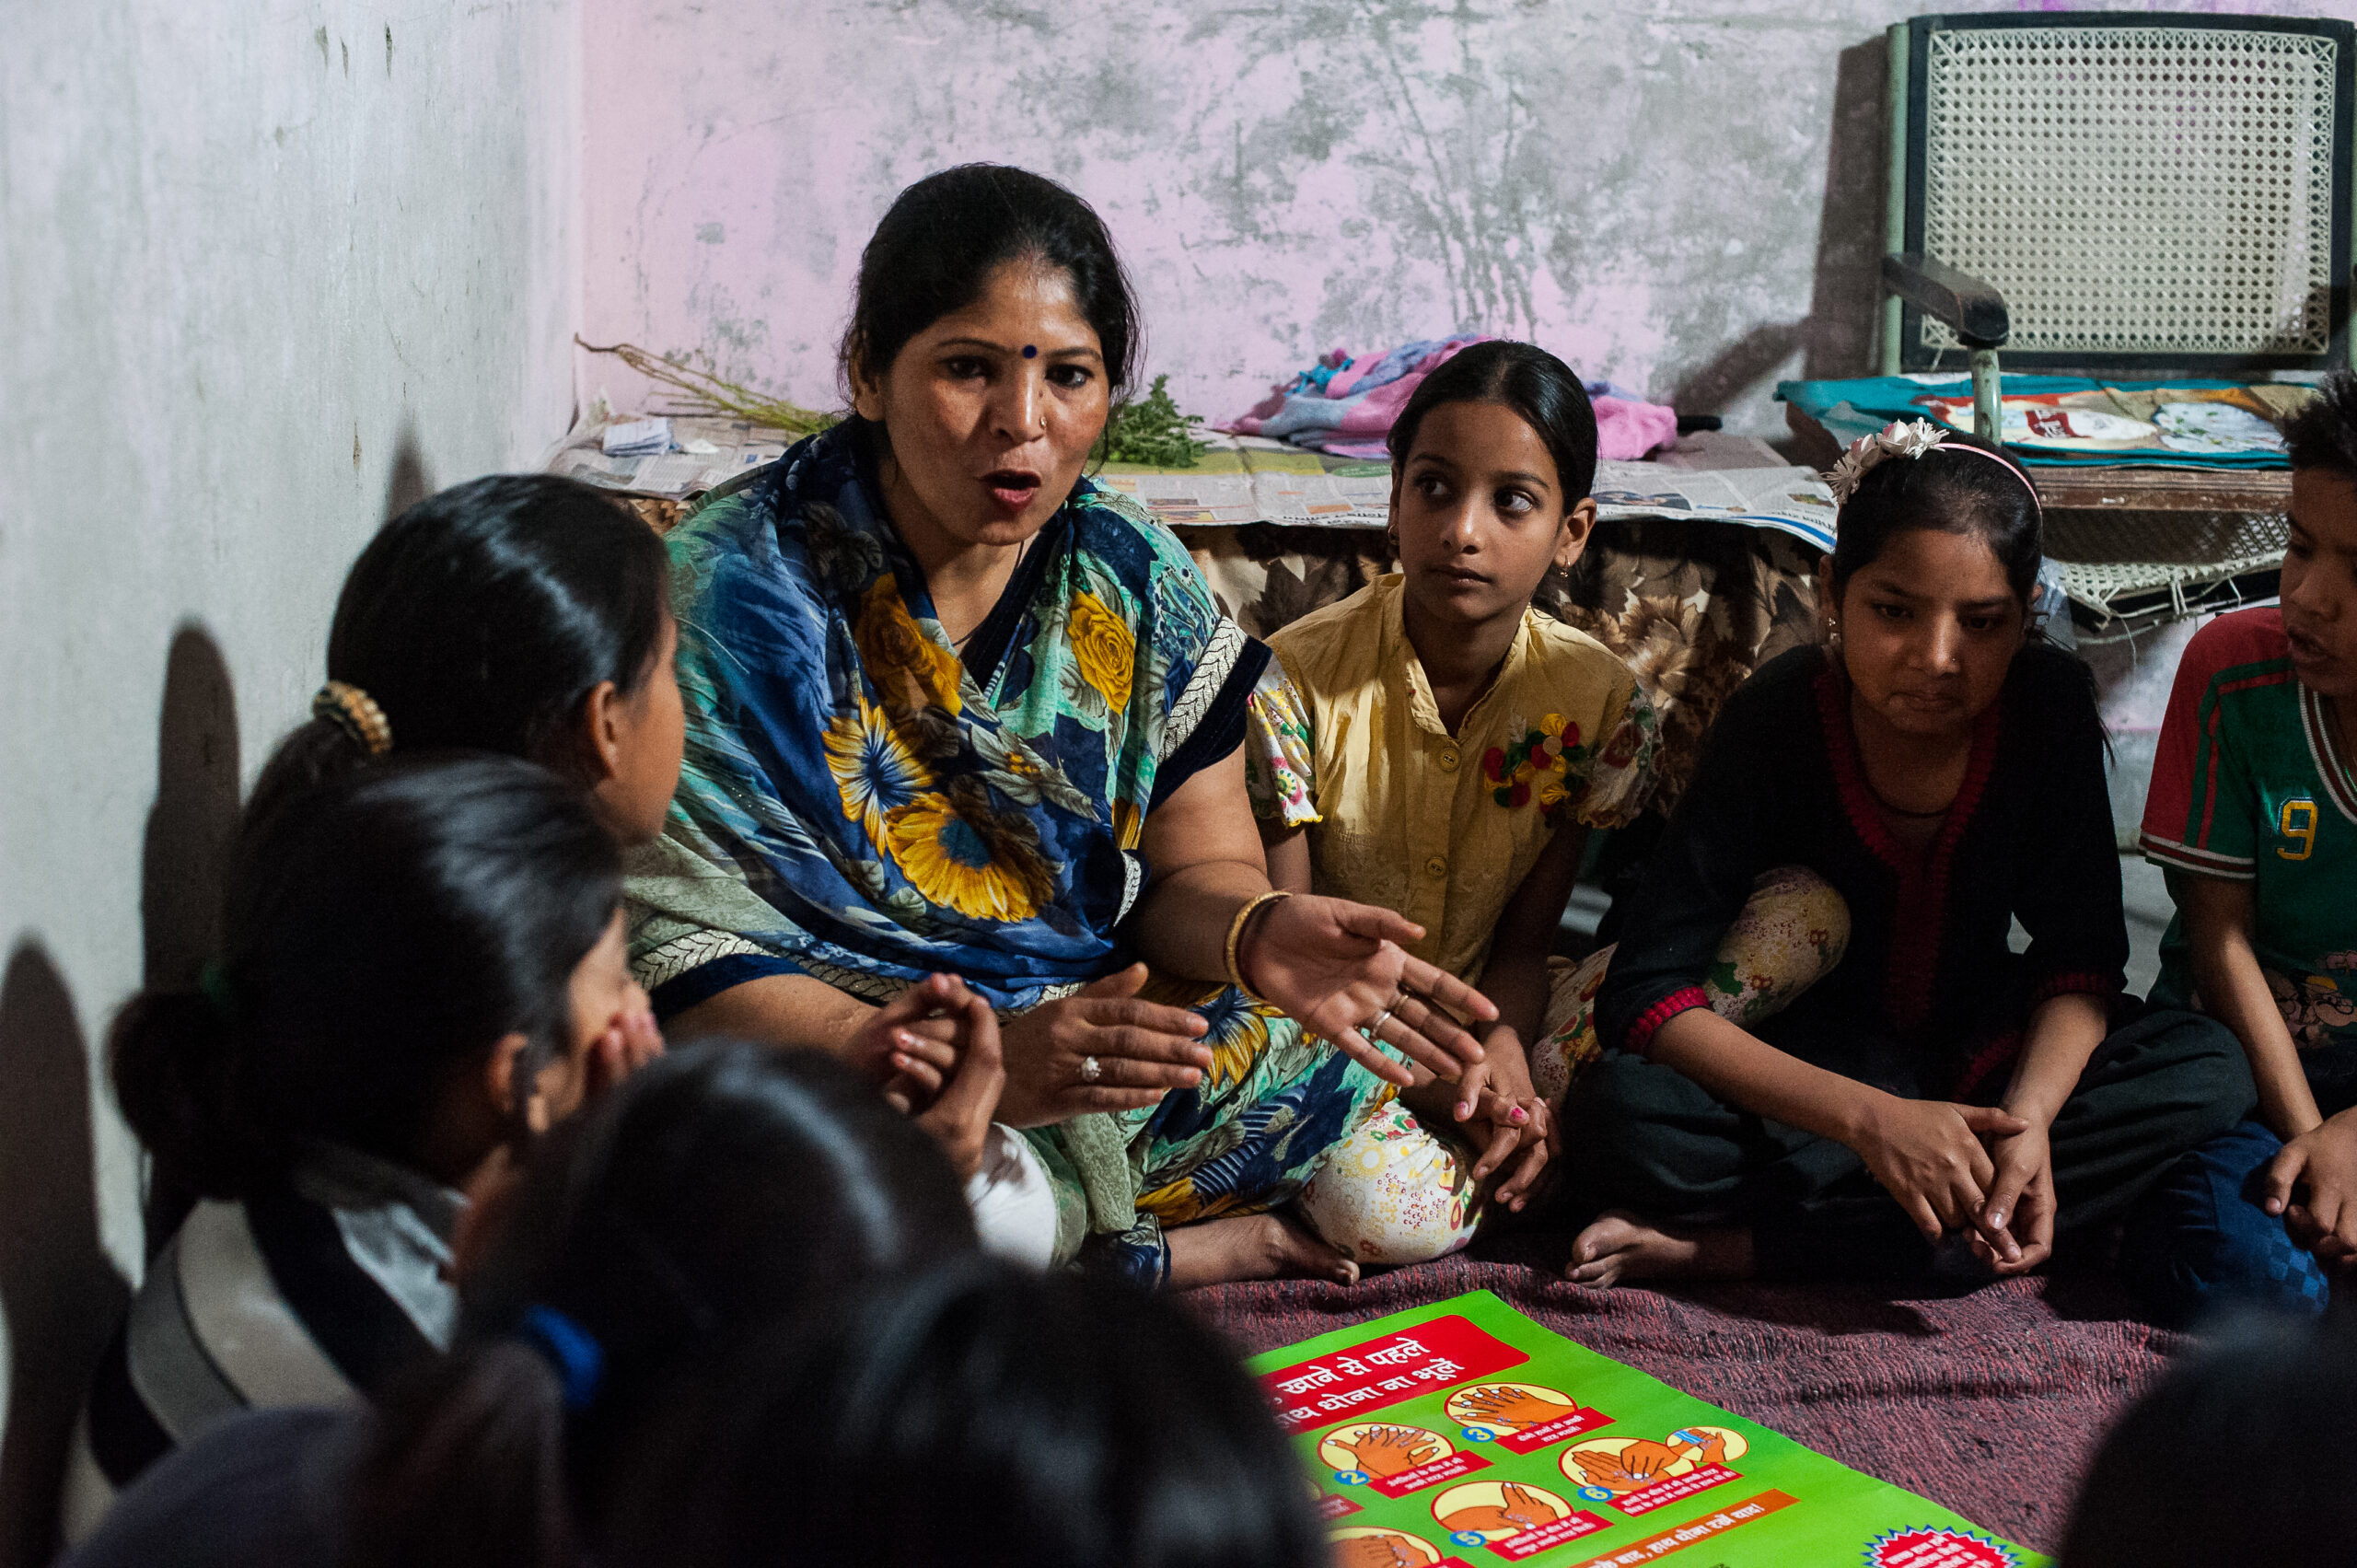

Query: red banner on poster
(1263, 1316), (1528, 1434)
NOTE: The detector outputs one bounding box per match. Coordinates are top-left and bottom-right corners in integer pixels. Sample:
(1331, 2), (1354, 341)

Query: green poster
(1246, 1290), (2048, 1568)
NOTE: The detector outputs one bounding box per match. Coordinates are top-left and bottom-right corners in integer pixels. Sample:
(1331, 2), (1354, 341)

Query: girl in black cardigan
(1561, 424), (2252, 1287)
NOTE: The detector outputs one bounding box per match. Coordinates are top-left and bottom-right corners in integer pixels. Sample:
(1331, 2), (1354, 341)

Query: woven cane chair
(1865, 13), (2354, 641)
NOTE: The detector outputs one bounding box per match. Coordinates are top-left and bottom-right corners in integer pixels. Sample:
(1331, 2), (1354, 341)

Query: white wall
(0, 2), (578, 1557)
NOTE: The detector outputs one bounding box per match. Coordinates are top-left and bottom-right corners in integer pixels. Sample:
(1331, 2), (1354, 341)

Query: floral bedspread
(1178, 518), (1821, 811)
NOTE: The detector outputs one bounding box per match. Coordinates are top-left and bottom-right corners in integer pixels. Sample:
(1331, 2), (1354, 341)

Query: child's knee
(1707, 866), (1850, 1024)
(1298, 1101), (1480, 1266)
(2123, 1121), (2329, 1326)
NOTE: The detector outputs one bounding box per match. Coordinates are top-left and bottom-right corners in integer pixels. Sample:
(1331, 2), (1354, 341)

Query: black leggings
(1558, 1004), (2255, 1279)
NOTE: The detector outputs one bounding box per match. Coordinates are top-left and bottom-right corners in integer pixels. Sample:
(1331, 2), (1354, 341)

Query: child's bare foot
(1563, 1210), (1753, 1286)
(1167, 1213), (1361, 1289)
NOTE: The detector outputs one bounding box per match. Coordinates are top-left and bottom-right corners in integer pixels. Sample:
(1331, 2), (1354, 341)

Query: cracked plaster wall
(581, 0), (2344, 438)
(0, 5), (577, 1554)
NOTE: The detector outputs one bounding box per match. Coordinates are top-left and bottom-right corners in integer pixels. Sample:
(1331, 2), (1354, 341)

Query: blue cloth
(2122, 1120), (2329, 1325)
(1776, 375), (2290, 470)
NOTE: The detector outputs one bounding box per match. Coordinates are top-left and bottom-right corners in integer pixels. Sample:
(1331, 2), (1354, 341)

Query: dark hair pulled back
(1387, 340), (1600, 506)
(1829, 431), (2043, 610)
(841, 163), (1141, 412)
(609, 1260), (1328, 1568)
(344, 1041), (979, 1568)
(250, 474), (668, 821)
(110, 755), (621, 1200)
(2282, 369), (2357, 482)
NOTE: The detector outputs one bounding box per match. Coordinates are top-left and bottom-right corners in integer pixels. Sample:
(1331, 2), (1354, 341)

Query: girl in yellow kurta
(1246, 342), (1661, 1262)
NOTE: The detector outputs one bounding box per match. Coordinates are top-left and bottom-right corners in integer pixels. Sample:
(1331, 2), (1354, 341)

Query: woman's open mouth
(982, 469), (1041, 515)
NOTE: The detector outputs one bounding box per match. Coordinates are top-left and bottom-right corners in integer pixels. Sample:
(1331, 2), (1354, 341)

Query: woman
(626, 163), (1495, 1286)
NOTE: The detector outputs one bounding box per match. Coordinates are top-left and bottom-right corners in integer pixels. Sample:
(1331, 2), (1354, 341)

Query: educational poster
(1248, 1291), (2047, 1568)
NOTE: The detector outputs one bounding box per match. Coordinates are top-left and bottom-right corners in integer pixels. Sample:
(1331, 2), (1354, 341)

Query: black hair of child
(1386, 339), (1601, 508)
(2282, 369), (2357, 482)
(839, 162), (1141, 410)
(344, 1040), (979, 1568)
(2059, 1308), (2357, 1568)
(606, 1260), (1329, 1568)
(248, 473), (668, 825)
(110, 754), (621, 1201)
(1829, 429), (2043, 610)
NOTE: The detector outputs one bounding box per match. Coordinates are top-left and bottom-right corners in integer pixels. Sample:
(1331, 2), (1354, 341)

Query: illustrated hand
(584, 987), (666, 1102)
(1329, 1426), (1440, 1479)
(1572, 1440), (1676, 1493)
(1240, 894), (1497, 1086)
(2266, 1111), (2357, 1265)
(847, 973), (969, 1110)
(1333, 1538), (1420, 1568)
(911, 984), (1006, 1181)
(993, 965), (1212, 1129)
(1852, 1095), (2027, 1242)
(1454, 1386), (1577, 1431)
(1972, 1121), (2055, 1275)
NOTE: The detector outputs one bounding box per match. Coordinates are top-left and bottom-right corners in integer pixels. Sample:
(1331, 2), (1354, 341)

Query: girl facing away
(600, 1260), (1329, 1568)
(1246, 341), (1662, 1263)
(1558, 421), (2253, 1289)
(63, 755), (644, 1540)
(264, 474), (1033, 1246)
(65, 1040), (988, 1568)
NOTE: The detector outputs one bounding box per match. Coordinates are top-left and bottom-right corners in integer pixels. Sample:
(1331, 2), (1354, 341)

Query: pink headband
(1823, 418), (2041, 526)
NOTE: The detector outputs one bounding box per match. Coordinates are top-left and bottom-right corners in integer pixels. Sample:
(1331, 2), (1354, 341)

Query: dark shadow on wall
(384, 424), (433, 521)
(1666, 36), (1886, 424)
(1801, 34), (1890, 381)
(136, 624), (242, 1253)
(0, 944), (129, 1568)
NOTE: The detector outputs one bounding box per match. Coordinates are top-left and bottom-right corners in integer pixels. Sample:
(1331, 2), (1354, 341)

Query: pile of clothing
(1226, 336), (1679, 462)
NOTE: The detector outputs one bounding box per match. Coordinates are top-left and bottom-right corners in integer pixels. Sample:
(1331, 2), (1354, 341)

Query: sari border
(1163, 617), (1248, 762)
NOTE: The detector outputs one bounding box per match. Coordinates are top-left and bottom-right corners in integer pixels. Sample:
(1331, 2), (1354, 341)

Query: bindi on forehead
(1021, 344), (1038, 359)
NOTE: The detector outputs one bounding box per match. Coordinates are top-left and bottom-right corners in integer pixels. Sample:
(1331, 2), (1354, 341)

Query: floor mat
(1184, 1231), (2183, 1556)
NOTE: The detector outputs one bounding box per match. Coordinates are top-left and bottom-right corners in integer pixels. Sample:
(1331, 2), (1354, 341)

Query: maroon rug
(1184, 1233), (2182, 1555)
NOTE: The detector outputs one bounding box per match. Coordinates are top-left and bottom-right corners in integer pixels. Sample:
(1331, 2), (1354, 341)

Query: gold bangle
(1225, 889), (1289, 1005)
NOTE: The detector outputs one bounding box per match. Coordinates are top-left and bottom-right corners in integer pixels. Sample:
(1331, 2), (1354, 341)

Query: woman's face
(1830, 528), (2025, 740)
(1391, 400), (1594, 635)
(534, 907), (645, 1131)
(596, 610), (685, 845)
(851, 258), (1111, 556)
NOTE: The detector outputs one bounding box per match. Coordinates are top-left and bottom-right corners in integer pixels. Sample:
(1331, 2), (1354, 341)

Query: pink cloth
(1227, 337), (1678, 462)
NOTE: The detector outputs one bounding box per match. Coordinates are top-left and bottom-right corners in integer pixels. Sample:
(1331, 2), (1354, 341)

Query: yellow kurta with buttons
(1250, 575), (1659, 992)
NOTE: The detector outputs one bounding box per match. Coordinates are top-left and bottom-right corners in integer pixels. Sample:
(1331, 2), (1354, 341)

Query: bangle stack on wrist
(1225, 889), (1290, 1005)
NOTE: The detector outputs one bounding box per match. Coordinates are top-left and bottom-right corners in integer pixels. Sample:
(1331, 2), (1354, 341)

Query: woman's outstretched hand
(1240, 895), (1496, 1087)
(994, 964), (1213, 1128)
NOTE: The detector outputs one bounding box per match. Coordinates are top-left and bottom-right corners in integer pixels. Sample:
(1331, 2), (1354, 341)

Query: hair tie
(311, 680), (393, 757)
(1823, 418), (2042, 525)
(517, 1305), (605, 1411)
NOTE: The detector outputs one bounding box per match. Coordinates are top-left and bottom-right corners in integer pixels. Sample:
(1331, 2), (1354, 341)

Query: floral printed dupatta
(628, 423), (1260, 1015)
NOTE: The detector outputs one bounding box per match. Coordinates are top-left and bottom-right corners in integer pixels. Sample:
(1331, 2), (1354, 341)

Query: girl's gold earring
(1825, 617), (1842, 650)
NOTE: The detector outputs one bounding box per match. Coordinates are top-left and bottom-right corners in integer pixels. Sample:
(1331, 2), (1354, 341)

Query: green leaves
(1097, 374), (1211, 468)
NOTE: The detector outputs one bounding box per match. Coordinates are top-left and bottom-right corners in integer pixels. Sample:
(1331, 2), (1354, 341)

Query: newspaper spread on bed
(546, 421), (1837, 552)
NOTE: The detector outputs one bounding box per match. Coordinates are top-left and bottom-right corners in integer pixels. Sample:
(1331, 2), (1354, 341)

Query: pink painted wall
(580, 0), (2345, 436)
